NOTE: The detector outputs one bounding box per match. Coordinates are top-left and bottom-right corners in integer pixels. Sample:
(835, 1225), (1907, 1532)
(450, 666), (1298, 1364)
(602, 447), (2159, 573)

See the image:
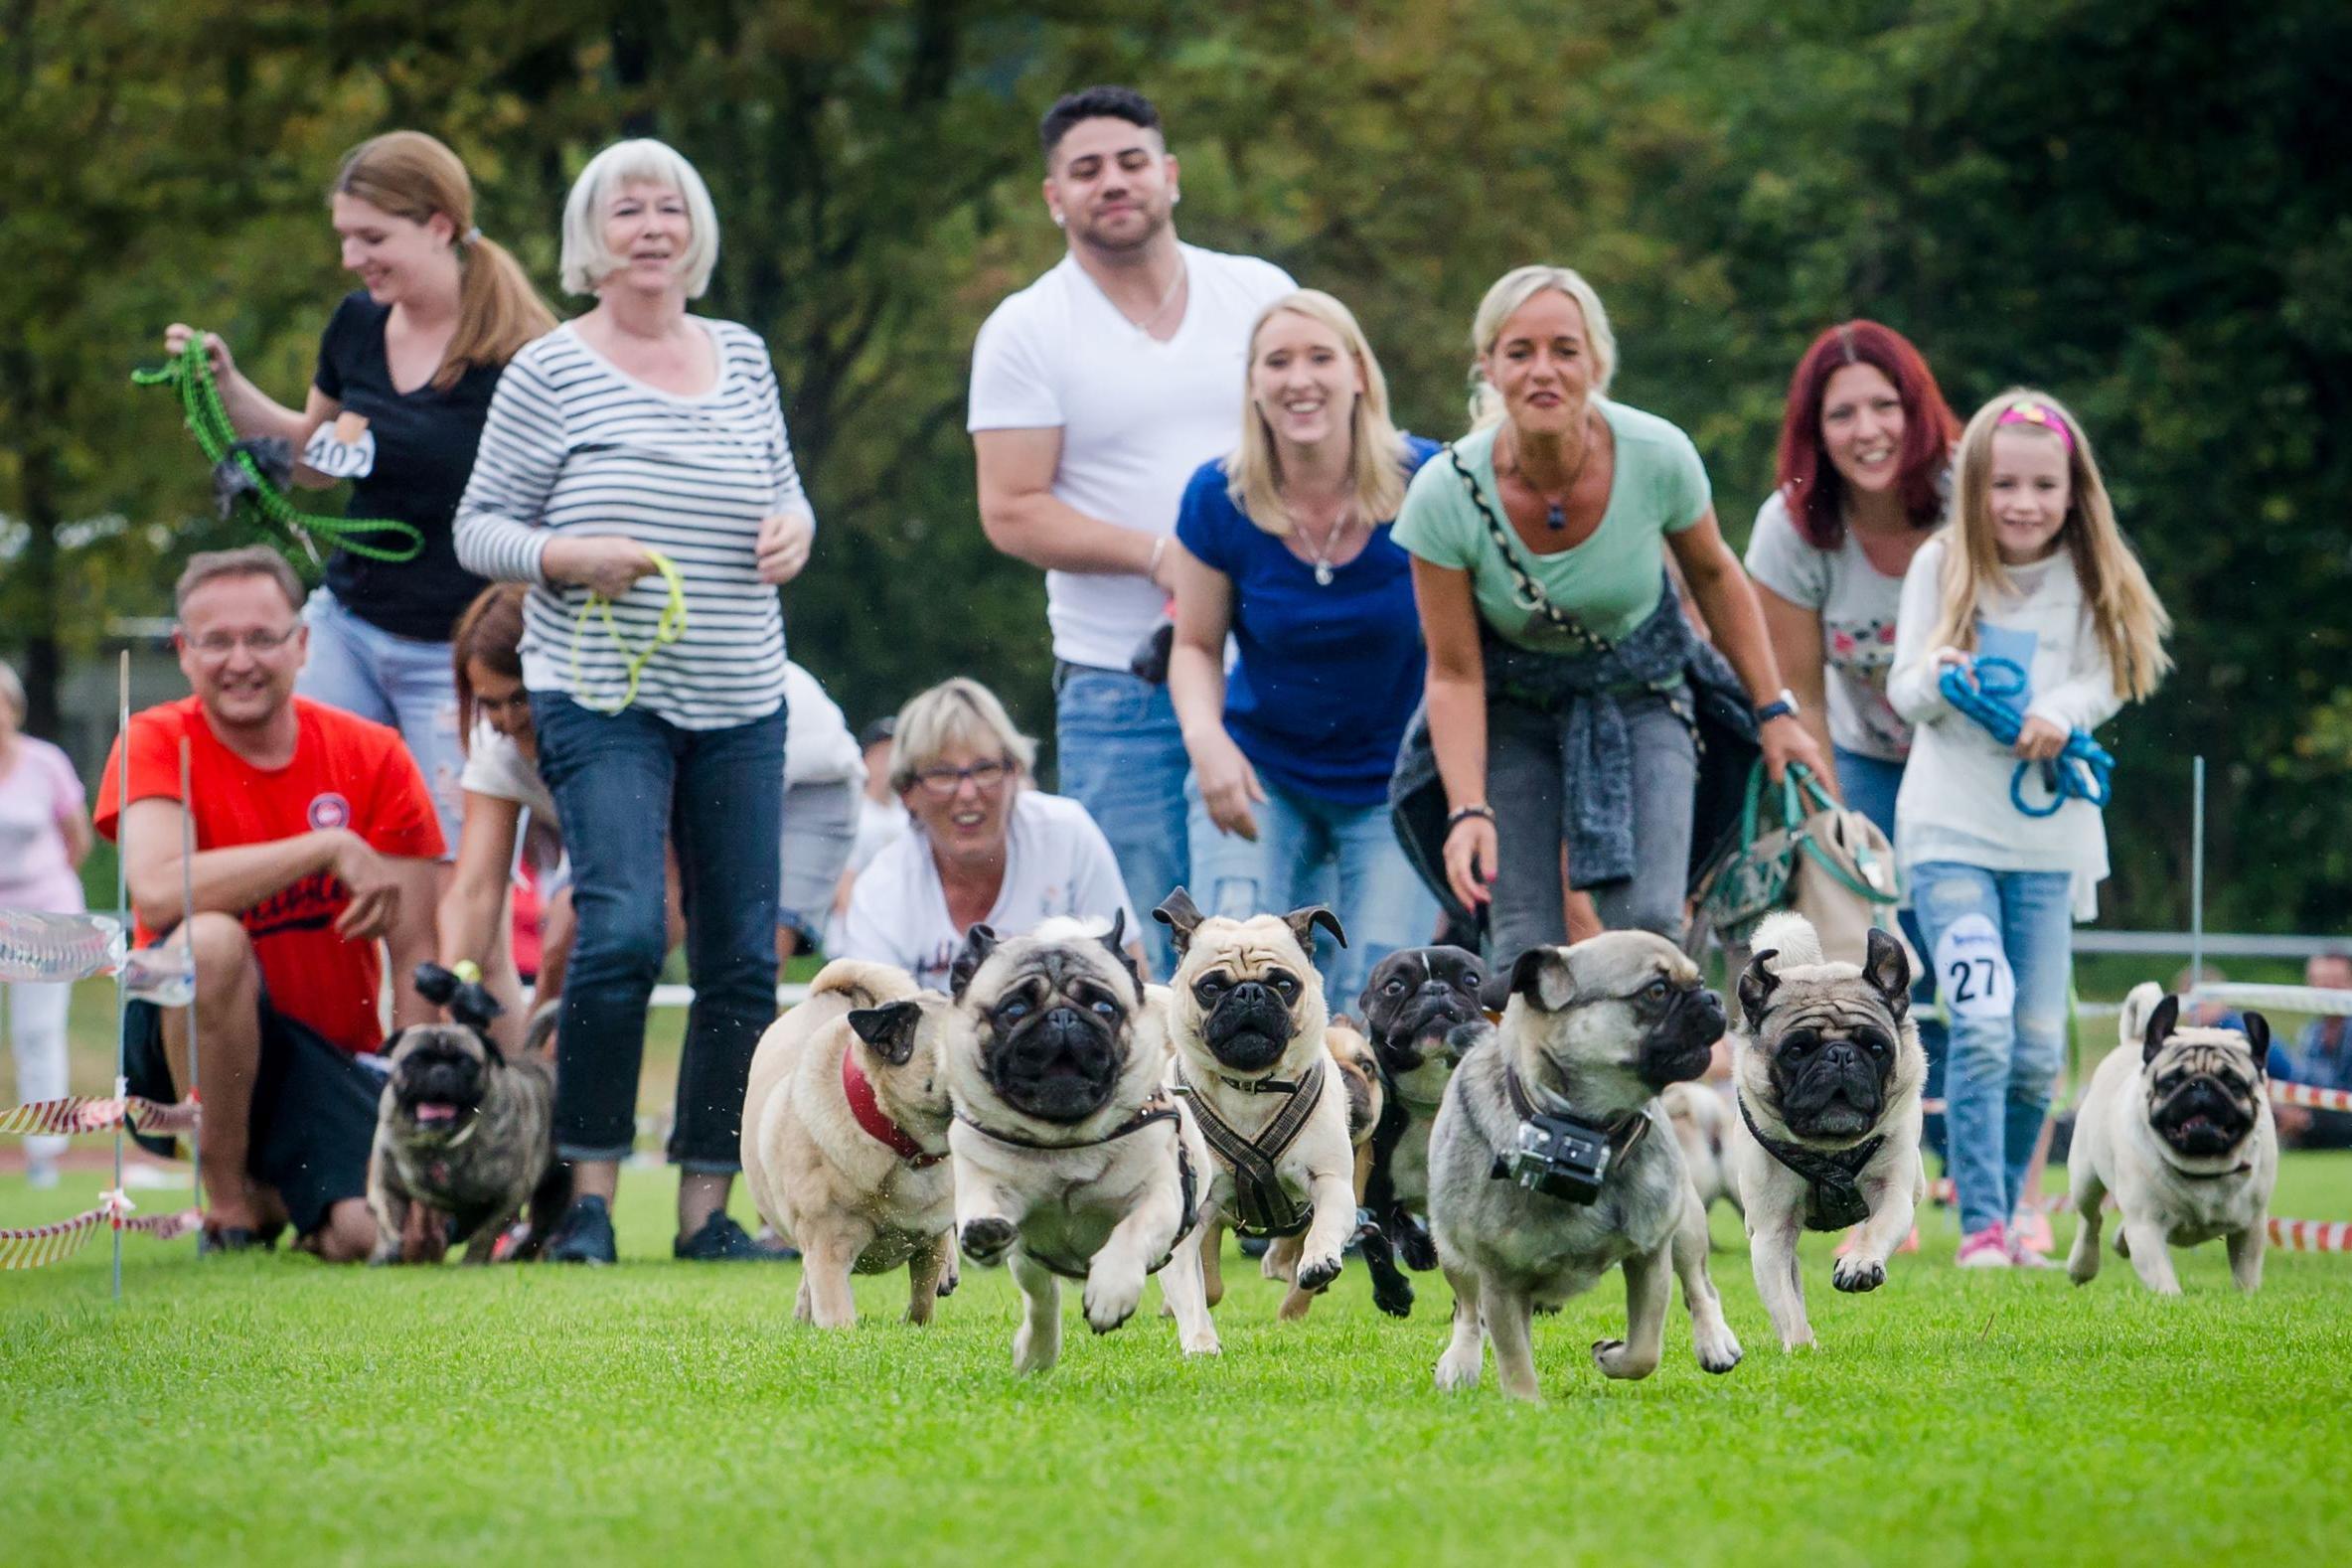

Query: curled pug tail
(808, 957), (921, 1009)
(1751, 911), (1824, 970)
(2118, 981), (2166, 1051)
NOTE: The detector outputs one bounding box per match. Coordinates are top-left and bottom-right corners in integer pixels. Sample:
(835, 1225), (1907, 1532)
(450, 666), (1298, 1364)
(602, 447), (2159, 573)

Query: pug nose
(1820, 1041), (1862, 1072)
(1229, 980), (1276, 1010)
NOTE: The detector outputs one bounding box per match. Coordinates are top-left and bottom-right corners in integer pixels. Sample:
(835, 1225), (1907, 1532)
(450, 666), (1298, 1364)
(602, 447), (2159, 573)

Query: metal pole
(2189, 755), (2206, 988)
(180, 738), (200, 1219)
(111, 653), (129, 1302)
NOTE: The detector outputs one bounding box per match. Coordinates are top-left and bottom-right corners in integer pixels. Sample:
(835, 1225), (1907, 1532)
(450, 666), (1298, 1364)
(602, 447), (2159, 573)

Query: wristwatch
(1754, 689), (1802, 725)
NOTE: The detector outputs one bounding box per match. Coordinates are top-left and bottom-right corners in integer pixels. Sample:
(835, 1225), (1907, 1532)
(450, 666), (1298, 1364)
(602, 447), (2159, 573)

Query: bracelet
(1446, 804), (1495, 830)
(1148, 536), (1169, 581)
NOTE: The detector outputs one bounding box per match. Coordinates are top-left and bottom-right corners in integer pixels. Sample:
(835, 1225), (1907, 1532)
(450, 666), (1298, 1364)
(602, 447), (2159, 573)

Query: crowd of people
(2, 86), (2344, 1268)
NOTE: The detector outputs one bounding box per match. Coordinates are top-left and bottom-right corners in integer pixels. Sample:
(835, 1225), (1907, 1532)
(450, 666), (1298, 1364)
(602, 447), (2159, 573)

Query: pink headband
(1996, 399), (2075, 451)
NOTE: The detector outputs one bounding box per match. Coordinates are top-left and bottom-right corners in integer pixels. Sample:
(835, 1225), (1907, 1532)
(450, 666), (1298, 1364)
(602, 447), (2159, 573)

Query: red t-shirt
(93, 696), (444, 1053)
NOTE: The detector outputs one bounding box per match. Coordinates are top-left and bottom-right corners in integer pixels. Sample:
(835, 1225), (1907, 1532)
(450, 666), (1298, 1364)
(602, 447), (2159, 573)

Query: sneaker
(1957, 1225), (2012, 1268)
(198, 1224), (265, 1258)
(2009, 1208), (2055, 1256)
(1895, 1226), (1921, 1255)
(674, 1211), (794, 1262)
(751, 1222), (803, 1262)
(544, 1195), (617, 1265)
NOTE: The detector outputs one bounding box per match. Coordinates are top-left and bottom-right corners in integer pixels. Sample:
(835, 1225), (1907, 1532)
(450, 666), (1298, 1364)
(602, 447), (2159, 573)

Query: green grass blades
(2, 1158), (2348, 1566)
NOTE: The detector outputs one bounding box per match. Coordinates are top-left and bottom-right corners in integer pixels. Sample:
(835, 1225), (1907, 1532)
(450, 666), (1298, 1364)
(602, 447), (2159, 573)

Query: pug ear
(2141, 993), (2181, 1063)
(949, 925), (1000, 1001)
(1284, 904), (1346, 956)
(848, 1000), (924, 1067)
(1737, 950), (1782, 1031)
(1506, 946), (1575, 1013)
(2241, 1011), (2271, 1070)
(1861, 927), (1910, 1019)
(1101, 908), (1144, 993)
(1153, 888), (1204, 956)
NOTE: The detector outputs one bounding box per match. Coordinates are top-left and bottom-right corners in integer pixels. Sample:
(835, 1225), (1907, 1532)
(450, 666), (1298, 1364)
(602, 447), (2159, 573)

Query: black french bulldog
(1356, 946), (1491, 1309)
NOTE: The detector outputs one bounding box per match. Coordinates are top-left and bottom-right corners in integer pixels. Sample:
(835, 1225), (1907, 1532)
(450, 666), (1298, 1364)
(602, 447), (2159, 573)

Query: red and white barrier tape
(0, 1094), (199, 1138)
(0, 1190), (203, 1269)
(2267, 1217), (2352, 1253)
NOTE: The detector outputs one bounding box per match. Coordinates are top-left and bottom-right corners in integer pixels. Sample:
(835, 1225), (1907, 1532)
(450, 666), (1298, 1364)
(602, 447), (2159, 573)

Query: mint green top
(1390, 399), (1712, 653)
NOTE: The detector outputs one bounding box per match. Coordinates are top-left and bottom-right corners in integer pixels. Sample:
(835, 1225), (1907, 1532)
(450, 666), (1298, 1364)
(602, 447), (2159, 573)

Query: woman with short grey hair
(455, 136), (815, 1264)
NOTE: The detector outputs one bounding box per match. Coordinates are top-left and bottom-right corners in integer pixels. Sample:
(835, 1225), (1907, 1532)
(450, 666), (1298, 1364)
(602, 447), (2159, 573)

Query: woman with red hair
(1744, 321), (1960, 815)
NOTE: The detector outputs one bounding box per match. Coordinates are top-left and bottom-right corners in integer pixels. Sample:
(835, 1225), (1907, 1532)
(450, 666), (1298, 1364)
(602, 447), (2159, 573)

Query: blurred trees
(3, 0), (2344, 926)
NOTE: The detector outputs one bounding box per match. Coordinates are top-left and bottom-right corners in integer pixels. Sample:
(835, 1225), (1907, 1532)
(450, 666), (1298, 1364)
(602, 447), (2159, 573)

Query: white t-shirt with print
(459, 722), (559, 827)
(1744, 490), (1914, 762)
(967, 242), (1296, 670)
(835, 789), (1139, 992)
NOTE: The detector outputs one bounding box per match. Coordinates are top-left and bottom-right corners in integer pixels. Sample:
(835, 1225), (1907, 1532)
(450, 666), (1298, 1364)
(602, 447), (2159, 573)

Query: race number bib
(302, 412), (377, 480)
(1932, 913), (2015, 1019)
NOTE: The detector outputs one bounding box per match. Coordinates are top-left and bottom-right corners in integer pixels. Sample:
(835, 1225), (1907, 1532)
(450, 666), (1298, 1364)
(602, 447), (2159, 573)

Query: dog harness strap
(954, 1094), (1183, 1153)
(841, 1051), (945, 1168)
(1176, 1059), (1326, 1238)
(1500, 1065), (1652, 1165)
(1736, 1092), (1882, 1231)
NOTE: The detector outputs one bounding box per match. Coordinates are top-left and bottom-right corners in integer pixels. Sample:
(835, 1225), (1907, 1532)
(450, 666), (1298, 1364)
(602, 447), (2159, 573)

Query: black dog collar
(1737, 1092), (1883, 1232)
(956, 1093), (1182, 1153)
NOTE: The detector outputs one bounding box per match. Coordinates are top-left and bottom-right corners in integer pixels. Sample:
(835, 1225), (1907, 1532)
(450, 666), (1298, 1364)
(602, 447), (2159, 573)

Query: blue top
(1175, 436), (1441, 807)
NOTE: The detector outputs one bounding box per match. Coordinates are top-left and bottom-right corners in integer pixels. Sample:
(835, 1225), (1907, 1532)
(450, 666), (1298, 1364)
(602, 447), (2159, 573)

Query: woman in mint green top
(1391, 264), (1824, 959)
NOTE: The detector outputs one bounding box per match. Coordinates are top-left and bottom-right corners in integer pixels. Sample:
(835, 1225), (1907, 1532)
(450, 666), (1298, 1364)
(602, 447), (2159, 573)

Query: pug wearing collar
(943, 915), (1217, 1372)
(1724, 912), (1926, 1351)
(741, 959), (959, 1328)
(368, 969), (560, 1265)
(1152, 890), (1362, 1326)
(2068, 984), (2276, 1296)
(1357, 946), (1491, 1312)
(1258, 1020), (1396, 1321)
(1428, 933), (1742, 1402)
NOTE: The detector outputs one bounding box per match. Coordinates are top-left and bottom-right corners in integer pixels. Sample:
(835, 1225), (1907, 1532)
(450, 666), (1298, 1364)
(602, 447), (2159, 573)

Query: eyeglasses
(910, 758), (1012, 798)
(180, 625), (302, 658)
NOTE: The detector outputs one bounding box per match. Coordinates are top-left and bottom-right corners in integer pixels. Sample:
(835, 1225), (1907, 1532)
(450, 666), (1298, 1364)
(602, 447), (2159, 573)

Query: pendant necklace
(1295, 503), (1352, 586)
(1123, 259), (1188, 337)
(1505, 414), (1596, 531)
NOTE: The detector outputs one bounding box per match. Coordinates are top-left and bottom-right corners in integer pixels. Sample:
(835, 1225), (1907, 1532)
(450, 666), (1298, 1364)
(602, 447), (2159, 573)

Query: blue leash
(1937, 655), (2115, 818)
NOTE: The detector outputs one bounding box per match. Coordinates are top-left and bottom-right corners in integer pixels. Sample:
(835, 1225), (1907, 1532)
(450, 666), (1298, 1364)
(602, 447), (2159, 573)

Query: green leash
(568, 550), (689, 713)
(131, 336), (424, 563)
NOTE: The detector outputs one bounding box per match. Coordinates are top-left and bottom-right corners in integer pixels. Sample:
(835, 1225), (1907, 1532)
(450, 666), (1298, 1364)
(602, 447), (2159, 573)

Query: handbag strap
(1445, 444), (1613, 656)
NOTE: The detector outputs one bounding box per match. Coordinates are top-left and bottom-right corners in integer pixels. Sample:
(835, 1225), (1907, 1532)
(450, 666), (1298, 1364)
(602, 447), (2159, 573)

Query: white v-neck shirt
(968, 242), (1295, 669)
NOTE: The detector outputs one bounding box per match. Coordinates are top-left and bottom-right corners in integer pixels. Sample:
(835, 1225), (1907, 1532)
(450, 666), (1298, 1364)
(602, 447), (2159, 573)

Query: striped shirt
(454, 318), (810, 729)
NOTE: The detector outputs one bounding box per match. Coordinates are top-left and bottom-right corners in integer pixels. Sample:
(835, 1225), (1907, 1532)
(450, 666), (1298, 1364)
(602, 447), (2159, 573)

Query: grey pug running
(1428, 932), (1742, 1402)
(1724, 911), (1927, 1350)
(2068, 982), (2276, 1296)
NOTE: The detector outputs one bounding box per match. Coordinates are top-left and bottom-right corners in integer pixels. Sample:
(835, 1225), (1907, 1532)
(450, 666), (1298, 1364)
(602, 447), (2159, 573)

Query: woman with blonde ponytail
(162, 129), (556, 853)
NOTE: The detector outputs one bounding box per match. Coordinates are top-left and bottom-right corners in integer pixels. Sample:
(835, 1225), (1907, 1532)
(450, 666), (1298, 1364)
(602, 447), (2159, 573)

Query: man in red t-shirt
(94, 548), (444, 1259)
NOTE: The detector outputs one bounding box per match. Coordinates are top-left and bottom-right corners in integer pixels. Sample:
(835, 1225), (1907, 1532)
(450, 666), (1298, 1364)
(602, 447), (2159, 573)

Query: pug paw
(1397, 1220), (1440, 1273)
(961, 1216), (1017, 1265)
(1591, 1338), (1660, 1380)
(1372, 1272), (1416, 1318)
(1180, 1330), (1222, 1357)
(1831, 1256), (1886, 1293)
(1084, 1272), (1144, 1333)
(1297, 1253), (1343, 1294)
(1434, 1346), (1483, 1392)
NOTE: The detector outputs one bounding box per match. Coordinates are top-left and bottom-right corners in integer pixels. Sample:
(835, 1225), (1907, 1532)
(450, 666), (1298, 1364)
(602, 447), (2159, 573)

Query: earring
(1052, 212), (1066, 229)
(1171, 191), (1182, 206)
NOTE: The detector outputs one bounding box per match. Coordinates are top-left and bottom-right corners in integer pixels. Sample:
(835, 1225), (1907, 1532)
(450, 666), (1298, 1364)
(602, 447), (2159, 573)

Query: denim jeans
(1185, 773), (1440, 1014)
(1054, 665), (1189, 979)
(1835, 746), (1950, 1168)
(531, 691), (785, 1171)
(297, 588), (465, 855)
(1908, 860), (2073, 1237)
(1486, 691), (1694, 961)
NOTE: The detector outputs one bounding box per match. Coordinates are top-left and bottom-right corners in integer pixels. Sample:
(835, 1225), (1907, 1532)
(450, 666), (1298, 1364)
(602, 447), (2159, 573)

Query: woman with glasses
(838, 678), (1140, 991)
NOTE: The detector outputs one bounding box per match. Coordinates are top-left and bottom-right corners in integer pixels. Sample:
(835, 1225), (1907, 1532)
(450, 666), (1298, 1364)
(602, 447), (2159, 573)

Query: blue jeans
(297, 588), (465, 855)
(1054, 665), (1189, 979)
(531, 692), (785, 1171)
(1185, 773), (1440, 1015)
(1835, 746), (1950, 1168)
(1908, 860), (2073, 1237)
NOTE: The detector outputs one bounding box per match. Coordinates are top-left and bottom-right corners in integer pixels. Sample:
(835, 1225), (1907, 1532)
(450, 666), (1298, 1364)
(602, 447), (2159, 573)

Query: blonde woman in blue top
(1167, 290), (1439, 1003)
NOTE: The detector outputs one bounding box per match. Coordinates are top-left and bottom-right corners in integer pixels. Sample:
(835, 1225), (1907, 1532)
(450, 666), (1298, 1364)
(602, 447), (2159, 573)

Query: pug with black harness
(1427, 933), (1742, 1402)
(368, 963), (563, 1265)
(2067, 983), (2276, 1296)
(1355, 945), (1492, 1317)
(1724, 911), (1927, 1350)
(1152, 890), (1363, 1332)
(943, 915), (1218, 1373)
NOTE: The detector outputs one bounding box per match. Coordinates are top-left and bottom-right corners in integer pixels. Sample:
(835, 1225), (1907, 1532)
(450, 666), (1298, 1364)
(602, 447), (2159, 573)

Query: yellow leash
(569, 550), (688, 714)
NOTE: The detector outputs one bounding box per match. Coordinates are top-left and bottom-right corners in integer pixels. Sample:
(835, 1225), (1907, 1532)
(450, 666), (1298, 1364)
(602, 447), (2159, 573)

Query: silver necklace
(1292, 501), (1353, 586)
(1123, 259), (1187, 336)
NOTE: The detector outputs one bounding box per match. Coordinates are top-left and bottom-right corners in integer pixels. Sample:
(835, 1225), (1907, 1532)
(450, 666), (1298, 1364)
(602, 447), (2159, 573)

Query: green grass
(3, 1154), (2348, 1566)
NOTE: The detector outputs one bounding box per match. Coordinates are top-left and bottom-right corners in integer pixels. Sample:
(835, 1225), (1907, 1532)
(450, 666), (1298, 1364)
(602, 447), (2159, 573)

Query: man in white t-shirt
(968, 84), (1295, 978)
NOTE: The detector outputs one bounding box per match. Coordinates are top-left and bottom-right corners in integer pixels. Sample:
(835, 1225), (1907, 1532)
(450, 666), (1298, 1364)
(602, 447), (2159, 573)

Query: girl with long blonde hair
(1889, 389), (2170, 1268)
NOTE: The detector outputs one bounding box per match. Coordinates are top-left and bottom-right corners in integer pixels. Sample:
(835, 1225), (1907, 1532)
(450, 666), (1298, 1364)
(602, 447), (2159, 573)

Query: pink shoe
(1895, 1225), (1921, 1255)
(1957, 1225), (2012, 1268)
(2010, 1208), (2055, 1255)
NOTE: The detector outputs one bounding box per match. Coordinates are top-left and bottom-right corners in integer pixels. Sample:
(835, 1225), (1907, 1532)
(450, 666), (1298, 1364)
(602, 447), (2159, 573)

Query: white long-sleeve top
(1888, 537), (2123, 918)
(454, 319), (809, 729)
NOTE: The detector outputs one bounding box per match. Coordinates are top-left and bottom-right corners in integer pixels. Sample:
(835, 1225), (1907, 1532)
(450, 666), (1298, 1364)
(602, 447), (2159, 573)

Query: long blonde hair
(1224, 290), (1409, 536)
(1467, 263), (1619, 429)
(1930, 389), (2171, 702)
(333, 131), (556, 391)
